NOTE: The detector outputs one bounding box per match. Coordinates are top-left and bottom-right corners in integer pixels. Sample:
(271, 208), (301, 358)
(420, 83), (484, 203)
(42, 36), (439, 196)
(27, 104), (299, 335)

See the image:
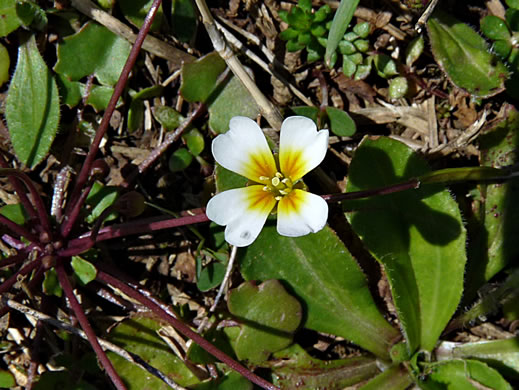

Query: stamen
(275, 172), (283, 178)
(259, 176), (270, 181)
(279, 189), (289, 195)
(271, 177), (280, 186)
(263, 186), (269, 191)
(282, 178), (290, 184)
(275, 195), (282, 201)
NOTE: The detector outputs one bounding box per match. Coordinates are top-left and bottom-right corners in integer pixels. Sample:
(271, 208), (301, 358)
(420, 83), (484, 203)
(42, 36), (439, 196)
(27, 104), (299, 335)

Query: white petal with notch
(277, 189), (328, 237)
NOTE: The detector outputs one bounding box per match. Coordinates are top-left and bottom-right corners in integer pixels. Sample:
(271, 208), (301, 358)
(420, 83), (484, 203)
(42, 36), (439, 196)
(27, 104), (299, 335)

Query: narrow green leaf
(71, 256), (97, 285)
(227, 280), (302, 363)
(325, 0), (360, 67)
(85, 182), (119, 224)
(427, 10), (509, 97)
(0, 0), (21, 37)
(5, 34), (60, 168)
(344, 137), (466, 353)
(54, 22), (131, 86)
(0, 42), (9, 86)
(239, 226), (400, 359)
(420, 359), (512, 390)
(171, 0), (198, 43)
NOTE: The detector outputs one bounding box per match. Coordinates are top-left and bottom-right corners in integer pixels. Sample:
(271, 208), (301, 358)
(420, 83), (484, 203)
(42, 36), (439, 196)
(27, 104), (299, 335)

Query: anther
(263, 186), (269, 191)
(279, 189), (289, 195)
(275, 195), (282, 201)
(259, 176), (269, 181)
(271, 177), (280, 186)
(275, 172), (283, 178)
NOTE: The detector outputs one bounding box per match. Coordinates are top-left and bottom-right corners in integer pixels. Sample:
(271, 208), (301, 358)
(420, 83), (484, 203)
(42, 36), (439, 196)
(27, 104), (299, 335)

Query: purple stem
(64, 0), (163, 233)
(0, 169), (52, 238)
(0, 213), (39, 243)
(60, 180), (94, 238)
(59, 212), (209, 257)
(0, 263), (45, 318)
(322, 178), (420, 203)
(55, 263), (127, 390)
(97, 270), (280, 390)
(0, 252), (31, 269)
(0, 258), (40, 295)
(0, 154), (39, 222)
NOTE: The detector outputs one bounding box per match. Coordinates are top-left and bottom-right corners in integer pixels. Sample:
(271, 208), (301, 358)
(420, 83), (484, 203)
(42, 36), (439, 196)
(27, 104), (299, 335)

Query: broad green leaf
(358, 365), (413, 390)
(289, 106), (319, 123)
(325, 106), (356, 137)
(480, 15), (511, 41)
(0, 203), (28, 225)
(56, 74), (115, 111)
(419, 359), (512, 390)
(5, 34), (60, 168)
(437, 338), (519, 378)
(325, 0), (360, 67)
(507, 0), (519, 10)
(207, 73), (260, 134)
(0, 0), (21, 36)
(0, 42), (9, 86)
(43, 268), (62, 297)
(465, 109), (519, 300)
(239, 226), (400, 359)
(169, 148), (193, 172)
(197, 261), (226, 292)
(427, 10), (509, 97)
(171, 0), (198, 43)
(54, 22), (131, 86)
(107, 315), (201, 388)
(119, 0), (163, 31)
(180, 52), (227, 103)
(215, 164), (248, 192)
(344, 137), (466, 353)
(268, 344), (379, 389)
(226, 280), (302, 363)
(71, 256), (97, 285)
(0, 370), (15, 388)
(85, 182), (119, 224)
(16, 0), (47, 30)
(193, 371), (252, 390)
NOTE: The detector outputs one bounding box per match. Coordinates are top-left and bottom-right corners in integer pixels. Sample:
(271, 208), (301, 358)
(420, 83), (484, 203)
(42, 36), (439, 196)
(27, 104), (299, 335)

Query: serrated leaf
(239, 226), (400, 359)
(465, 108), (519, 300)
(54, 22), (131, 86)
(180, 52), (227, 103)
(207, 73), (260, 134)
(5, 34), (60, 168)
(107, 315), (201, 389)
(227, 280), (302, 363)
(71, 256), (97, 285)
(325, 0), (360, 67)
(427, 10), (509, 98)
(420, 359), (512, 389)
(325, 106), (356, 136)
(344, 137), (466, 353)
(0, 0), (21, 37)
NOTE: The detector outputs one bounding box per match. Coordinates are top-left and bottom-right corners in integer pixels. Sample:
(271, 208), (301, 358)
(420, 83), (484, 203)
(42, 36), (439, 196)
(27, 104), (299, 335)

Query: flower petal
(279, 116), (329, 182)
(206, 185), (277, 246)
(212, 117), (277, 182)
(277, 189), (328, 237)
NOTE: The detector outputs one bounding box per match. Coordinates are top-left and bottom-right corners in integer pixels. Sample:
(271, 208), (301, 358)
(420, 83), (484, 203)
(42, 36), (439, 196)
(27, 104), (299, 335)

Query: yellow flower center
(259, 172), (294, 201)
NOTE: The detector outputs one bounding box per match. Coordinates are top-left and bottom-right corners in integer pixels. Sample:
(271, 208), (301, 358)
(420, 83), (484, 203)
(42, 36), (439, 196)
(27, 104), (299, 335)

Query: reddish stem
(0, 213), (39, 243)
(64, 0), (163, 234)
(55, 263), (127, 390)
(0, 252), (31, 269)
(59, 212), (209, 257)
(0, 258), (40, 295)
(96, 270), (280, 390)
(60, 180), (94, 238)
(322, 178), (420, 203)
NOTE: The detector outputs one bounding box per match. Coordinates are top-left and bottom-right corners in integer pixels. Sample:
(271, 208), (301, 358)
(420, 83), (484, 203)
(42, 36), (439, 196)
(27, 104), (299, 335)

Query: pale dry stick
(5, 299), (188, 390)
(427, 96), (438, 149)
(214, 20), (314, 107)
(194, 0), (283, 130)
(415, 0), (441, 33)
(70, 0), (194, 67)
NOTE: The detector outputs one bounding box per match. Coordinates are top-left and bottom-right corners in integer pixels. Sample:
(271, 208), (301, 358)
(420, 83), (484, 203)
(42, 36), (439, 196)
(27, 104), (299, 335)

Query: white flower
(206, 116), (329, 247)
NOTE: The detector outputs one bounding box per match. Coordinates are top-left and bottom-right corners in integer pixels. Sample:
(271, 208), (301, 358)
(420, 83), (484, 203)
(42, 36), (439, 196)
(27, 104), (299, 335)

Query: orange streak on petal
(278, 190), (304, 217)
(243, 151), (277, 181)
(244, 186), (277, 214)
(280, 149), (307, 181)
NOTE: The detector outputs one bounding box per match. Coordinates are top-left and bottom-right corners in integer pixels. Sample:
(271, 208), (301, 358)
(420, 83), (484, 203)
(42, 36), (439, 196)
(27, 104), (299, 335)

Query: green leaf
(239, 226), (400, 359)
(215, 164), (248, 192)
(0, 42), (8, 86)
(54, 22), (132, 86)
(183, 128), (204, 156)
(196, 261), (226, 292)
(314, 5), (331, 23)
(16, 0), (47, 30)
(279, 27), (299, 41)
(0, 203), (28, 225)
(325, 106), (356, 137)
(57, 75), (116, 111)
(5, 34), (60, 169)
(353, 22), (370, 38)
(481, 15), (511, 41)
(193, 371), (252, 390)
(127, 98), (144, 132)
(0, 369), (15, 388)
(374, 54), (398, 78)
(107, 316), (201, 388)
(465, 109), (519, 300)
(71, 256), (97, 285)
(506, 8), (519, 31)
(119, 0), (163, 31)
(0, 0), (21, 37)
(427, 10), (509, 98)
(358, 365), (413, 390)
(153, 105), (185, 130)
(493, 40), (512, 59)
(344, 137), (466, 353)
(437, 337), (519, 378)
(207, 73), (260, 134)
(43, 268), (62, 297)
(506, 0), (519, 10)
(270, 344), (379, 389)
(420, 359), (512, 390)
(180, 52), (227, 103)
(85, 181), (119, 224)
(405, 36), (424, 67)
(325, 0), (360, 67)
(171, 0), (197, 43)
(169, 148), (193, 172)
(226, 280), (302, 363)
(289, 106), (319, 123)
(388, 76), (409, 99)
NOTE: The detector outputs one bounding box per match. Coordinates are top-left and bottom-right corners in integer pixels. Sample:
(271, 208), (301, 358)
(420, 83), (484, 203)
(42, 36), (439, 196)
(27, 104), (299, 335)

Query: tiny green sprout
(278, 0), (332, 62)
(338, 22), (373, 79)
